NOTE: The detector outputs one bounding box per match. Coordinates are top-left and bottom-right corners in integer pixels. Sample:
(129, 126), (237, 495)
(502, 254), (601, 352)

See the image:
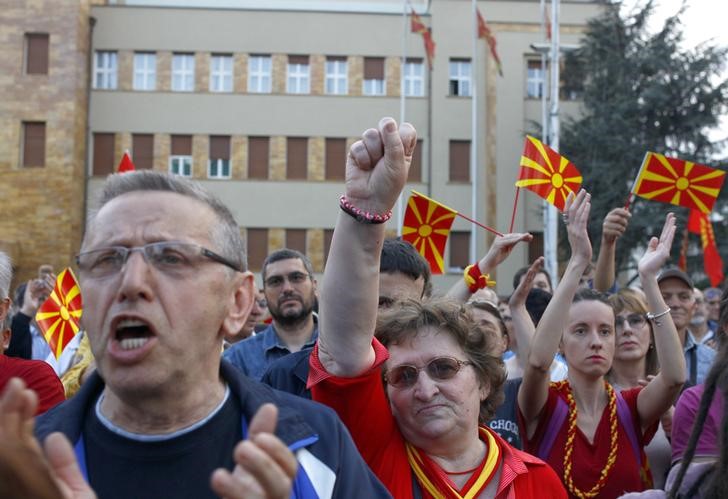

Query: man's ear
(0, 297), (10, 325)
(221, 272), (255, 339)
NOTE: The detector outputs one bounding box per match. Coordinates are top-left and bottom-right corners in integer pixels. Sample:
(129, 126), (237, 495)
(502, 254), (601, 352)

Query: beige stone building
(2, 0), (600, 293)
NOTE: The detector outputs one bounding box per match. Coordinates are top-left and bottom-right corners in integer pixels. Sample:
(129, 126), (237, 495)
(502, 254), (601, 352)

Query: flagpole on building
(543, 0), (560, 287)
(397, 0), (409, 236)
(469, 0), (479, 262)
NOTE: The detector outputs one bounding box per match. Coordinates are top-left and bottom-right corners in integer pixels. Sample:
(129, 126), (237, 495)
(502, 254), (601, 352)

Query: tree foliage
(559, 0), (728, 282)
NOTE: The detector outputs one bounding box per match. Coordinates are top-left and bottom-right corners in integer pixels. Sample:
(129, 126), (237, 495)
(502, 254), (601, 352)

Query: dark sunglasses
(383, 356), (472, 389)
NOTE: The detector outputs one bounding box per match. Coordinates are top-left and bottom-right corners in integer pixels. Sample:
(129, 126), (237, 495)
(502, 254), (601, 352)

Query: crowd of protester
(1, 117), (727, 498)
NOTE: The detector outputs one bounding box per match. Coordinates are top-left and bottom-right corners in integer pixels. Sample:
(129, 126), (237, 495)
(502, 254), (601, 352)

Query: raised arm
(518, 191), (592, 433)
(446, 233), (533, 303)
(635, 213), (686, 428)
(508, 256), (545, 371)
(317, 118), (416, 376)
(593, 207), (630, 292)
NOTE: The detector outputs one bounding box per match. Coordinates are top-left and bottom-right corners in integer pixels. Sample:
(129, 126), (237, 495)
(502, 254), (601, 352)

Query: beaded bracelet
(463, 263), (496, 293)
(646, 307), (671, 326)
(339, 195), (392, 224)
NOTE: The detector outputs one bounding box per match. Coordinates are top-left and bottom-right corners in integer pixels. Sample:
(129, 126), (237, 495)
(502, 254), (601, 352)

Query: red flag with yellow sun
(631, 152), (725, 214)
(402, 192), (457, 274)
(515, 136), (582, 211)
(35, 268), (83, 359)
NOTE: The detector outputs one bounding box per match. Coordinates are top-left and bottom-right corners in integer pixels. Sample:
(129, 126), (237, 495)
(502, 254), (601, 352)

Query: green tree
(559, 0), (728, 281)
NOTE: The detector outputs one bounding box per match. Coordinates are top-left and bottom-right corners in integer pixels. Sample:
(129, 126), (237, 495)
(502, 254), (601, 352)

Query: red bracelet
(339, 195), (392, 224)
(463, 263), (496, 293)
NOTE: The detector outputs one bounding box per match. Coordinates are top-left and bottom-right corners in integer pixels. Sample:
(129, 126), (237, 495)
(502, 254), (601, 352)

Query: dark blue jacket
(262, 349), (312, 399)
(36, 360), (391, 499)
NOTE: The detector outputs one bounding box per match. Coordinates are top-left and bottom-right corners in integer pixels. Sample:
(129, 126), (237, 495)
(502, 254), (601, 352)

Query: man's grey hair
(85, 171), (246, 271)
(0, 251), (11, 300)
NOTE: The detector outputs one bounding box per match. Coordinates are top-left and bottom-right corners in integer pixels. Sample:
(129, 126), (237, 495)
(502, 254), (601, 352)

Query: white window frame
(449, 60), (472, 97)
(248, 55), (272, 93)
(287, 62), (310, 94)
(210, 54), (233, 93)
(207, 158), (231, 179)
(169, 155), (192, 177)
(171, 54), (195, 92)
(363, 78), (385, 96)
(325, 59), (348, 95)
(526, 59), (546, 99)
(133, 52), (156, 91)
(403, 61), (425, 97)
(93, 51), (117, 90)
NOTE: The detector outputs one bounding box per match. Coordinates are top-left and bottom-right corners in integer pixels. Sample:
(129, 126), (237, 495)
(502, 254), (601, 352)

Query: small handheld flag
(402, 193), (457, 274)
(630, 152), (725, 214)
(515, 136), (583, 211)
(117, 151), (136, 173)
(35, 268), (83, 359)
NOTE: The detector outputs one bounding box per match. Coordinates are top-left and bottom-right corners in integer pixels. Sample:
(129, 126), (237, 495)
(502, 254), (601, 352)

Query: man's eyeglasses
(264, 271), (310, 288)
(615, 313), (647, 331)
(383, 356), (472, 389)
(76, 242), (241, 278)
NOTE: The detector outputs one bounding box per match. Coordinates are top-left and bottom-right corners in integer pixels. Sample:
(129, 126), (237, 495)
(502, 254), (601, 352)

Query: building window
(248, 55), (271, 93)
(169, 135), (192, 177)
(526, 59), (545, 99)
(22, 122), (45, 167)
(325, 57), (348, 95)
(133, 52), (156, 91)
(404, 58), (424, 97)
(171, 53), (195, 92)
(25, 33), (49, 75)
(325, 138), (346, 180)
(286, 229), (307, 254)
(363, 57), (385, 96)
(408, 140), (423, 182)
(132, 134), (154, 170)
(92, 133), (115, 176)
(246, 228), (268, 271)
(210, 54), (233, 93)
(449, 231), (470, 270)
(248, 137), (269, 180)
(449, 59), (471, 97)
(287, 137), (308, 180)
(287, 55), (310, 94)
(208, 135), (231, 179)
(93, 51), (117, 89)
(449, 140), (470, 182)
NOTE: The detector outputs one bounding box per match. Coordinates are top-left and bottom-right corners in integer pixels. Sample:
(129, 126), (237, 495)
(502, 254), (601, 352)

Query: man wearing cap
(658, 268), (716, 387)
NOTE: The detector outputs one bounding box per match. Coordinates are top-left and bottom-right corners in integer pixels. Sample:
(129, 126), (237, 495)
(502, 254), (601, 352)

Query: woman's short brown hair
(375, 297), (506, 423)
(608, 288), (659, 377)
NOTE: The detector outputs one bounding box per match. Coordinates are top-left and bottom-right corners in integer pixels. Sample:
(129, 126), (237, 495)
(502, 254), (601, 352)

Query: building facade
(2, 0), (600, 293)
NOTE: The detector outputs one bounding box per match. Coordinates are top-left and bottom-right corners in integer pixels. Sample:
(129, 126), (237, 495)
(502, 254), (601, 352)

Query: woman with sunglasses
(308, 118), (566, 498)
(518, 190), (686, 498)
(607, 289), (673, 489)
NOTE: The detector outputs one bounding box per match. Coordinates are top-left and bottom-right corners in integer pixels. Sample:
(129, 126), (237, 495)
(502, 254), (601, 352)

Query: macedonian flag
(515, 136), (582, 211)
(35, 268), (83, 359)
(688, 209), (724, 287)
(402, 192), (457, 274)
(631, 152), (725, 214)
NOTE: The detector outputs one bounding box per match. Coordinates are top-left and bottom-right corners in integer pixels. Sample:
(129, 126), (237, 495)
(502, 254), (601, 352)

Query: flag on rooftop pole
(117, 150), (136, 173)
(630, 152), (725, 214)
(410, 7), (435, 70)
(476, 7), (503, 76)
(35, 268), (83, 360)
(515, 135), (582, 211)
(688, 209), (724, 287)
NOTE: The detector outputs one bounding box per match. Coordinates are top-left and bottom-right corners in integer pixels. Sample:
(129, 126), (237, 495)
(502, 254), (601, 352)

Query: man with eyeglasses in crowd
(22, 170), (389, 498)
(224, 249), (319, 381)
